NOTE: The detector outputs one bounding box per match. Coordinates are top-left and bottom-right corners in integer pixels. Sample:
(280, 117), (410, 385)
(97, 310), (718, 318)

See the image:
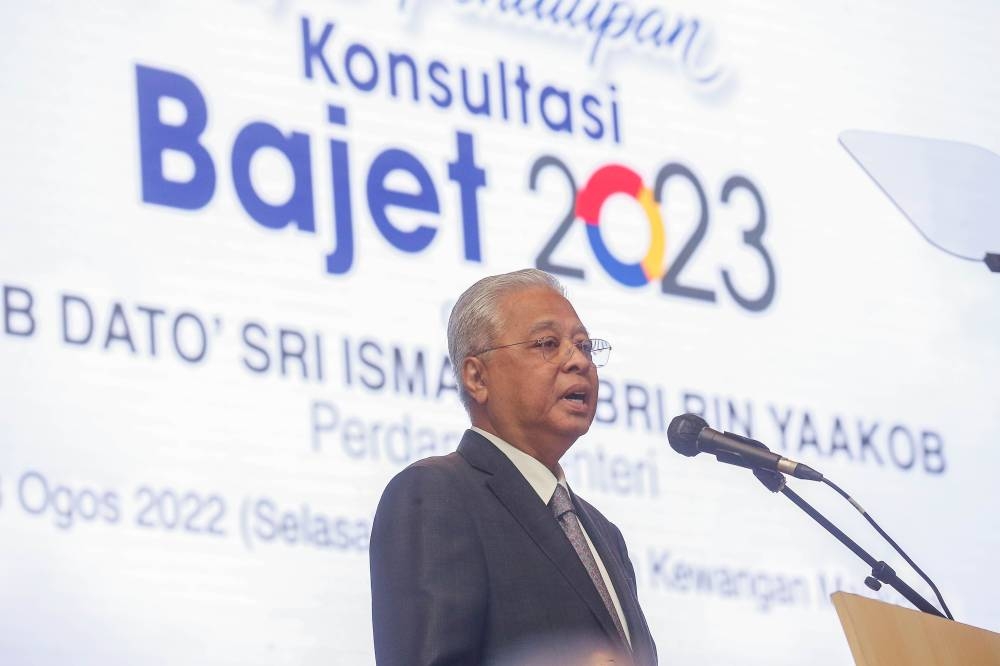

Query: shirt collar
(471, 427), (569, 504)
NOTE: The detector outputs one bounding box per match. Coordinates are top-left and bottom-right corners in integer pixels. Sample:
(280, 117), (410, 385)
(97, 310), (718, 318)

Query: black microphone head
(667, 413), (708, 457)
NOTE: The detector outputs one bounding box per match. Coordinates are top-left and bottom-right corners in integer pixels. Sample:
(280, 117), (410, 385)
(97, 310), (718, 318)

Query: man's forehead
(527, 318), (588, 336)
(499, 286), (586, 331)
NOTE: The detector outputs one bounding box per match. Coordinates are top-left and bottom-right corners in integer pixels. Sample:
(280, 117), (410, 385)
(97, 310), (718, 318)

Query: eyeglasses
(474, 336), (612, 367)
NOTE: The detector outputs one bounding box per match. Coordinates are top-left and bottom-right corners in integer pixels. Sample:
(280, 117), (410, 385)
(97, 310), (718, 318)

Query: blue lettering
(241, 322), (270, 373)
(345, 43), (379, 91)
(231, 122), (316, 232)
(359, 341), (386, 390)
(540, 85), (572, 134)
(61, 294), (93, 346)
(388, 52), (419, 101)
(103, 303), (137, 353)
(325, 105), (355, 275)
(135, 63), (490, 276)
(459, 68), (490, 116)
(3, 285), (35, 337)
(367, 150), (440, 253)
(590, 3), (635, 64)
(135, 64), (216, 210)
(427, 61), (453, 108)
(581, 94), (604, 140)
(635, 9), (665, 46)
(301, 17), (338, 83)
(448, 131), (486, 261)
(253, 498), (278, 539)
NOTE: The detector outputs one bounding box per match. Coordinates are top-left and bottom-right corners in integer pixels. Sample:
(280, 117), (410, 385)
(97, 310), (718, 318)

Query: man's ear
(461, 357), (489, 405)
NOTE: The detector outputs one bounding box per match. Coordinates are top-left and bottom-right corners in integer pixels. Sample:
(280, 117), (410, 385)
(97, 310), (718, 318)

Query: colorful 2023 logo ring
(575, 164), (666, 287)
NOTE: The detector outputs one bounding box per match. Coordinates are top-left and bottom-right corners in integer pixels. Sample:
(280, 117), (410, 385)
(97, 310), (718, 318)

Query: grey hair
(447, 268), (565, 412)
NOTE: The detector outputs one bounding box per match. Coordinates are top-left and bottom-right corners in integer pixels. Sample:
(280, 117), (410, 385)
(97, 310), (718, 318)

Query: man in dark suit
(370, 269), (657, 665)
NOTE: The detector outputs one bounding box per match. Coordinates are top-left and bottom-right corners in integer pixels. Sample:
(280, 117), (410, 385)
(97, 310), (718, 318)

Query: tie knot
(549, 484), (575, 519)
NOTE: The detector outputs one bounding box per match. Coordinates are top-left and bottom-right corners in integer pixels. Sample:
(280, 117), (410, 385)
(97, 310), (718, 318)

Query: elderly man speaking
(370, 269), (657, 666)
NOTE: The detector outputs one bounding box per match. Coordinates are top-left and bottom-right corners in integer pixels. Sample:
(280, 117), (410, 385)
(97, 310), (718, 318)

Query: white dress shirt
(471, 427), (632, 647)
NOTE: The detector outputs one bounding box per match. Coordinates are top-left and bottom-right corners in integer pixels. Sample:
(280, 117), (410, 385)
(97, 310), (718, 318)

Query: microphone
(667, 413), (824, 481)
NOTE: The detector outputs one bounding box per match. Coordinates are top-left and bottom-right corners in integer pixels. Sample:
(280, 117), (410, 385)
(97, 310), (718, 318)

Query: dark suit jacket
(370, 430), (657, 665)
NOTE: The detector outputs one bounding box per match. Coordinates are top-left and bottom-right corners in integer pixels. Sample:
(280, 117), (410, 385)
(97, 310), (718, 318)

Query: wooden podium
(832, 592), (1000, 665)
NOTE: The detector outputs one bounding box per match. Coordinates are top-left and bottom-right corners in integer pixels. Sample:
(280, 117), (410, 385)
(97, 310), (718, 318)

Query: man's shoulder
(400, 450), (468, 480)
(375, 429), (500, 510)
(386, 450), (467, 487)
(372, 458), (452, 534)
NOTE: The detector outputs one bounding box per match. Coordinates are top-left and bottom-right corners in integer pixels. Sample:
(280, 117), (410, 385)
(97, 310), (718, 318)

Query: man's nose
(561, 341), (592, 371)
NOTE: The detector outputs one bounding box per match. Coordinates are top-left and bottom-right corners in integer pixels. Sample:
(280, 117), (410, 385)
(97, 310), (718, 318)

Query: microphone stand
(755, 468), (945, 618)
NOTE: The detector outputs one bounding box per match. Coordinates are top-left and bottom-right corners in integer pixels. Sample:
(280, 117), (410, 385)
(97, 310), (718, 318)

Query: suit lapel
(575, 499), (656, 666)
(457, 431), (625, 648)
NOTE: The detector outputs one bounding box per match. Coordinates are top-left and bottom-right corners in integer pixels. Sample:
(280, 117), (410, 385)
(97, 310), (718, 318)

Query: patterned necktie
(550, 484), (629, 648)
